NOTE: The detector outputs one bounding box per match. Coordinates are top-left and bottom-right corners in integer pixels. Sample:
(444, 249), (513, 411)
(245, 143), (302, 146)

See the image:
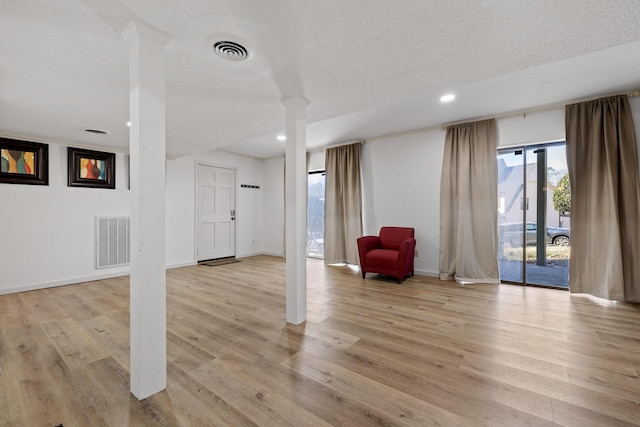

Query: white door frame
(194, 161), (238, 262)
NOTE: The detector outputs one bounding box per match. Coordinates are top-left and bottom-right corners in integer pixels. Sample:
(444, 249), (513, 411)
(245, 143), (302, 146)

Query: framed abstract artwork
(68, 147), (115, 189)
(0, 137), (49, 185)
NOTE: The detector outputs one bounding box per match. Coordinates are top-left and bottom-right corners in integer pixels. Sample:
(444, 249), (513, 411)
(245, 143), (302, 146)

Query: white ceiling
(2, 1), (640, 159)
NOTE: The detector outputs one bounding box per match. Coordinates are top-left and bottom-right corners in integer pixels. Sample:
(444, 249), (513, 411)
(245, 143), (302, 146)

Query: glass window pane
(498, 143), (570, 288)
(307, 172), (325, 258)
(497, 150), (524, 283)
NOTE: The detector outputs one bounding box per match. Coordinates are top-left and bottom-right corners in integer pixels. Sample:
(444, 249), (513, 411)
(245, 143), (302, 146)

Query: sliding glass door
(497, 149), (525, 283)
(497, 143), (570, 288)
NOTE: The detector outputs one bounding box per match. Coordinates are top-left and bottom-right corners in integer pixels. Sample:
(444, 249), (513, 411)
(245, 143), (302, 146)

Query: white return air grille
(96, 216), (130, 269)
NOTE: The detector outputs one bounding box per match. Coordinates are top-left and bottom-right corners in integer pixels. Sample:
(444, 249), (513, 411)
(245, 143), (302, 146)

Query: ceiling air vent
(213, 40), (250, 62)
(85, 129), (109, 135)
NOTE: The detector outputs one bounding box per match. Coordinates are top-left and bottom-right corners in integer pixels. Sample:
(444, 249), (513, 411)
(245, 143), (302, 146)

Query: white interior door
(197, 164), (236, 261)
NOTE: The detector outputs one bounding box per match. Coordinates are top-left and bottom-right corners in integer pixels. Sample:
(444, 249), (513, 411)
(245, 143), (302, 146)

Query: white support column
(282, 96), (310, 325)
(122, 21), (171, 400)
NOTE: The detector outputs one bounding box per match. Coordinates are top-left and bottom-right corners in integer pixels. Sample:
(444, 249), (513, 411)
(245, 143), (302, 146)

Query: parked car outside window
(498, 222), (570, 247)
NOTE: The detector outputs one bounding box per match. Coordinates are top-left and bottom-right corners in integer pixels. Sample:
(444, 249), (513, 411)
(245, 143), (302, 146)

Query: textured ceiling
(1, 1), (640, 159)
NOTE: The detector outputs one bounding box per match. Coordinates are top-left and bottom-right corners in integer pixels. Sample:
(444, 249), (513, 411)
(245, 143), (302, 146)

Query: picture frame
(68, 147), (115, 189)
(0, 137), (49, 185)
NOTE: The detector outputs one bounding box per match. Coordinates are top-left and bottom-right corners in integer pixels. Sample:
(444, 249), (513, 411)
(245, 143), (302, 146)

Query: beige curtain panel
(565, 95), (640, 302)
(324, 143), (363, 265)
(440, 119), (500, 283)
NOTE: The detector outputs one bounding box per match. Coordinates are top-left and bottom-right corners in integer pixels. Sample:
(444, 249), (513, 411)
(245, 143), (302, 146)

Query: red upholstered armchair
(357, 227), (416, 283)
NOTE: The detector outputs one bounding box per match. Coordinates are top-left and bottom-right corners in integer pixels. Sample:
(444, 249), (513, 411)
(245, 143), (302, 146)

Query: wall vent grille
(96, 216), (130, 269)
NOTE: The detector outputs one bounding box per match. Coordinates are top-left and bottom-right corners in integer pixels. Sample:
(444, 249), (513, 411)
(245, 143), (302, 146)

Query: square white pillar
(282, 96), (310, 325)
(122, 21), (171, 400)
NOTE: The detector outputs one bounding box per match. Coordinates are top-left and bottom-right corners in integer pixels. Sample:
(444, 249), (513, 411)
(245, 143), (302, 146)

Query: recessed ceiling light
(440, 94), (455, 103)
(277, 135), (286, 141)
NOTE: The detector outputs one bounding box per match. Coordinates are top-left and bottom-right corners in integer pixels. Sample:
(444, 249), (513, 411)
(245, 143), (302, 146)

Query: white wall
(308, 151), (324, 171)
(4, 98), (639, 293)
(165, 155), (195, 268)
(260, 151), (326, 257)
(357, 108), (579, 277)
(304, 97), (640, 277)
(496, 99), (640, 231)
(0, 143), (265, 294)
(262, 156), (285, 256)
(0, 142), (130, 294)
(260, 111), (573, 276)
(361, 131), (445, 276)
(497, 109), (565, 147)
(497, 96), (640, 147)
(166, 149), (265, 266)
(260, 136), (446, 276)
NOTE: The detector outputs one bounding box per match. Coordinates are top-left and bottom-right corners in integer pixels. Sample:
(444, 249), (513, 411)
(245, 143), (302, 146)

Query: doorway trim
(497, 141), (569, 289)
(194, 161), (238, 263)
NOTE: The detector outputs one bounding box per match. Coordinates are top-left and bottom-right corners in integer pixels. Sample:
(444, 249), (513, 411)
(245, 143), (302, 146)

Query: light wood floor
(1, 255), (640, 426)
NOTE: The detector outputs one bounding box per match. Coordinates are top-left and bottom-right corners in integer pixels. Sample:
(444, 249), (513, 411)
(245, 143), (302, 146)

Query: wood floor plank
(166, 363), (258, 427)
(41, 317), (108, 369)
(43, 351), (111, 427)
(0, 293), (36, 328)
(298, 321), (360, 349)
(244, 355), (422, 427)
(166, 331), (215, 375)
(79, 314), (131, 371)
(192, 358), (334, 426)
(565, 365), (640, 405)
(127, 390), (182, 427)
(460, 352), (640, 424)
(74, 357), (133, 426)
(304, 334), (558, 425)
(56, 292), (104, 321)
(551, 399), (640, 427)
(2, 324), (85, 426)
(283, 350), (502, 427)
(1, 255), (640, 426)
(0, 329), (29, 426)
(435, 316), (640, 378)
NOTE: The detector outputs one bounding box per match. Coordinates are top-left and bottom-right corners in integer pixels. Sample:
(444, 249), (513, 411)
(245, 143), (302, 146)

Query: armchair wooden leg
(361, 271), (366, 279)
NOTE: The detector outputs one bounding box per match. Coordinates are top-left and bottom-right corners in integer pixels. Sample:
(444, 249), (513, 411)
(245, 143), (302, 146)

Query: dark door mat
(199, 258), (240, 267)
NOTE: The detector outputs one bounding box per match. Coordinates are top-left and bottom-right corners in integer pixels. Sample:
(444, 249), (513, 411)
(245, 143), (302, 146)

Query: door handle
(231, 209), (236, 221)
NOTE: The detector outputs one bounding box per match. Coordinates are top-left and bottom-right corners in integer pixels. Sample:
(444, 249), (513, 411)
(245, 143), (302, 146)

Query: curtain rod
(442, 87), (640, 129)
(308, 139), (364, 154)
(362, 87), (640, 143)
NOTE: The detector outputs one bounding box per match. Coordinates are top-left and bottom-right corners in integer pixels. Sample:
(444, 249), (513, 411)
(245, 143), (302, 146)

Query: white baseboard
(233, 251), (283, 258)
(0, 270), (130, 296)
(414, 269), (439, 278)
(240, 254), (437, 277)
(253, 251), (284, 258)
(167, 261), (197, 269)
(1, 261), (199, 295)
(236, 251), (264, 258)
(0, 258), (435, 296)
